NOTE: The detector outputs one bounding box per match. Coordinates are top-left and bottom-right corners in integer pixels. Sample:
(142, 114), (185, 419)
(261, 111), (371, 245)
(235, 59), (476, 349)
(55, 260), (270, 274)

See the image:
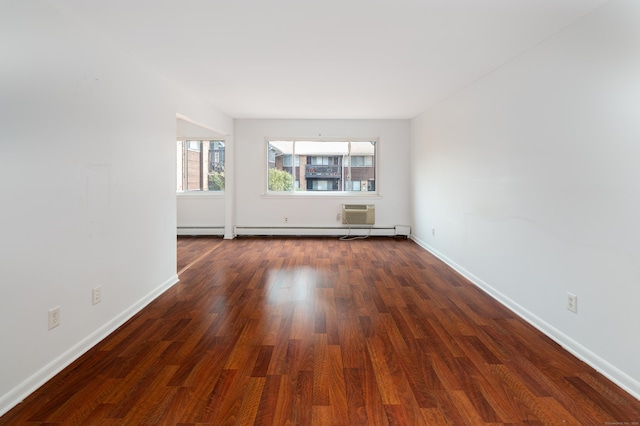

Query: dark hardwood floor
(2, 236), (639, 425)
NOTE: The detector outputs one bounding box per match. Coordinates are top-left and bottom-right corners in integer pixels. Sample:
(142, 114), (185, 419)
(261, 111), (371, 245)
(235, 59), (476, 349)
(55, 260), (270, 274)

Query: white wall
(234, 119), (411, 231)
(176, 93), (233, 137)
(0, 0), (231, 415)
(177, 195), (225, 232)
(410, 0), (640, 398)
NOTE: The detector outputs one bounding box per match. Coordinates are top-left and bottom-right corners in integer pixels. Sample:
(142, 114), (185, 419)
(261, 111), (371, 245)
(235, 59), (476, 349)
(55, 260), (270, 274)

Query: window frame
(264, 137), (379, 197)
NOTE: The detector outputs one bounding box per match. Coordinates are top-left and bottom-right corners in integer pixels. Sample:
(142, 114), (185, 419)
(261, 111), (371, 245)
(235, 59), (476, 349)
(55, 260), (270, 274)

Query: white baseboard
(177, 226), (224, 236)
(0, 274), (180, 417)
(411, 236), (640, 401)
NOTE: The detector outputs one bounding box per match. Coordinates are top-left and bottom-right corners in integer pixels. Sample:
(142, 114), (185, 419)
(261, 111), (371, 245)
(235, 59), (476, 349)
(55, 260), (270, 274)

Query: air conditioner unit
(342, 204), (375, 225)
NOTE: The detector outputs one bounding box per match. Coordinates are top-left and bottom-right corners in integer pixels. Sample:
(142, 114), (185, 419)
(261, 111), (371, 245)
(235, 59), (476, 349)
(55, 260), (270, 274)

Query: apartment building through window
(267, 139), (377, 193)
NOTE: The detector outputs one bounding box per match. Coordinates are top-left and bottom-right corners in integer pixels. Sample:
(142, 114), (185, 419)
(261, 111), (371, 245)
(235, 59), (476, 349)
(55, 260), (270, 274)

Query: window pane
(207, 141), (225, 191)
(186, 140), (202, 190)
(268, 141), (294, 191)
(349, 141), (376, 192)
(297, 141), (348, 192)
(350, 156), (372, 167)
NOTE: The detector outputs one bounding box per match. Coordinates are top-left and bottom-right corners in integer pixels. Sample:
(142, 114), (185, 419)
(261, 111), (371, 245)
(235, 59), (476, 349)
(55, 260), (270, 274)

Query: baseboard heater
(234, 226), (410, 237)
(177, 226), (224, 236)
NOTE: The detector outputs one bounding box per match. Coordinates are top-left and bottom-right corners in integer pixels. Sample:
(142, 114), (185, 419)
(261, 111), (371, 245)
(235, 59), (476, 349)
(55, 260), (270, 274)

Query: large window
(267, 139), (377, 193)
(177, 140), (225, 192)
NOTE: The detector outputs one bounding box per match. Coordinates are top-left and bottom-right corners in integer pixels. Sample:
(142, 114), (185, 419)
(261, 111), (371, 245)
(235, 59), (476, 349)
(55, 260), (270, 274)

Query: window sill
(261, 192), (381, 199)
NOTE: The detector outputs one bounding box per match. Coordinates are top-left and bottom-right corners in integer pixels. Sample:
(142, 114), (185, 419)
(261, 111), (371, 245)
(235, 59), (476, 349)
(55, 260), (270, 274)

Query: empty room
(1, 0), (639, 424)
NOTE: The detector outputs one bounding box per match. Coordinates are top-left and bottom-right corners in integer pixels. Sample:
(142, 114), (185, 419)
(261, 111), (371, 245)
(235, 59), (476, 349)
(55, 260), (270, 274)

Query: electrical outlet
(432, 228), (436, 237)
(284, 217), (288, 223)
(48, 306), (60, 330)
(567, 292), (578, 313)
(92, 286), (102, 305)
(336, 213), (341, 222)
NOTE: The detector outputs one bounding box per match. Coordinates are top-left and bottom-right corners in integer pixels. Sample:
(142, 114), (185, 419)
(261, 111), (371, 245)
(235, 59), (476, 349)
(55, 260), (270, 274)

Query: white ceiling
(47, 0), (609, 119)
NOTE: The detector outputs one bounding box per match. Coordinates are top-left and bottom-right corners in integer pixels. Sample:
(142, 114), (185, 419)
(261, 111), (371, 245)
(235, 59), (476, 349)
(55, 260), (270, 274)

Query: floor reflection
(266, 266), (322, 305)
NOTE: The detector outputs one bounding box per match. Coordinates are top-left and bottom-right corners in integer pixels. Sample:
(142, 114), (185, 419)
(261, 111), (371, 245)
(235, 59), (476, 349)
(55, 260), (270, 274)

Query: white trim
(0, 275), (180, 417)
(177, 226), (225, 236)
(410, 236), (640, 401)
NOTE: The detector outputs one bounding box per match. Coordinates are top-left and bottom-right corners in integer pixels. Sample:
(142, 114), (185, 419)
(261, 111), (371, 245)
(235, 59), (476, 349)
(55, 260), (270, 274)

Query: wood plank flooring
(2, 236), (639, 425)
